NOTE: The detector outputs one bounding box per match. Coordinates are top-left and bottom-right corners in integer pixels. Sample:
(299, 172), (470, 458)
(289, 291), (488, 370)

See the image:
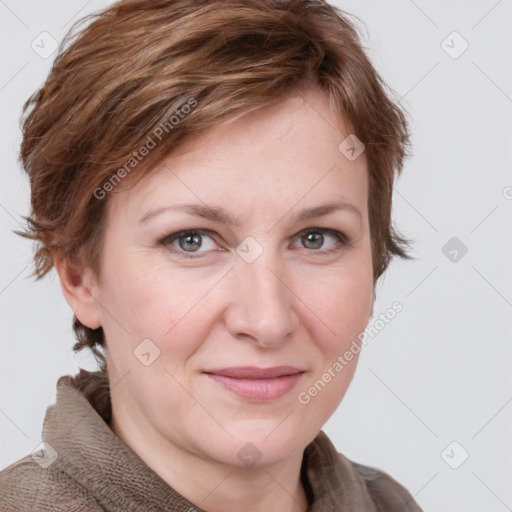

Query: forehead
(108, 89), (368, 226)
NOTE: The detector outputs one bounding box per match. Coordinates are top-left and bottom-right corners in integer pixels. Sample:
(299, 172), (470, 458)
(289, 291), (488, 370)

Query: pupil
(180, 234), (201, 252)
(304, 233), (323, 249)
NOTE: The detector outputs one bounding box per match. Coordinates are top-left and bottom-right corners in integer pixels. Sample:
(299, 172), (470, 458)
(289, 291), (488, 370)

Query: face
(86, 88), (373, 469)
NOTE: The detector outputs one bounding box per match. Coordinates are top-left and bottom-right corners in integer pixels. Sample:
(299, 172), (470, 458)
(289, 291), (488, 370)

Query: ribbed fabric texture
(0, 370), (423, 511)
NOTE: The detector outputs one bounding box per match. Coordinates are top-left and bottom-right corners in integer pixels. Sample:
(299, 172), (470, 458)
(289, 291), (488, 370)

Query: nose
(224, 252), (299, 348)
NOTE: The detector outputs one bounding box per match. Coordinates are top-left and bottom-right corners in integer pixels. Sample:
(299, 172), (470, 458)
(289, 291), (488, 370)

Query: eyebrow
(139, 201), (362, 227)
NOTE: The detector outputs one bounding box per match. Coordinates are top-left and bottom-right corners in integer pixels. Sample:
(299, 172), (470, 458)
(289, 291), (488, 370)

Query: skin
(56, 88), (374, 512)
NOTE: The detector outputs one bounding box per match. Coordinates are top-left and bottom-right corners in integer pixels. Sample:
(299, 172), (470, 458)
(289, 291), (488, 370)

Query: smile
(203, 366), (305, 401)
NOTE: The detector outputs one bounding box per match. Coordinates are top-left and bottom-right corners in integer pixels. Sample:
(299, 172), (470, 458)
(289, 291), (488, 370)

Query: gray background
(1, 1), (511, 510)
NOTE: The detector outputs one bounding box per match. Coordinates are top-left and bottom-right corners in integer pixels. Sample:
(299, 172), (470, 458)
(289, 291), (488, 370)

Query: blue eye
(294, 228), (349, 253)
(159, 228), (350, 259)
(160, 229), (217, 256)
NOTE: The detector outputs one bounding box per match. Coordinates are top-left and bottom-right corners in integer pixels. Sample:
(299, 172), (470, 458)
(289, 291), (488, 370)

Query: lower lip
(205, 373), (304, 401)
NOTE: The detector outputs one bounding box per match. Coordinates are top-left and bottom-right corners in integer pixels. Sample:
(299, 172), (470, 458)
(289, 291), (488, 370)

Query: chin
(217, 423), (308, 469)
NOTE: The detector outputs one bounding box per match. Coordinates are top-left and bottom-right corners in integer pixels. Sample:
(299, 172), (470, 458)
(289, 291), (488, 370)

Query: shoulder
(304, 431), (423, 511)
(0, 454), (104, 512)
(345, 455), (423, 512)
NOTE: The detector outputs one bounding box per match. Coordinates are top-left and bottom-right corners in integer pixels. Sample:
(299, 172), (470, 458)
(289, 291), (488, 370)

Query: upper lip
(204, 366), (304, 379)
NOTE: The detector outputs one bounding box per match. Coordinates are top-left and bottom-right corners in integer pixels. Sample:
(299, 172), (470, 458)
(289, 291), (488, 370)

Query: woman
(0, 0), (422, 510)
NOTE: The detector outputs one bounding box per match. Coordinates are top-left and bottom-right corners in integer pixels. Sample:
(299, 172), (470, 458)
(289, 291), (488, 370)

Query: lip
(203, 366), (305, 401)
(205, 366), (303, 379)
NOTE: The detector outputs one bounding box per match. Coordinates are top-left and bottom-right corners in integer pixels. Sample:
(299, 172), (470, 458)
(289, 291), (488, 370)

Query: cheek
(297, 259), (373, 350)
(294, 265), (372, 427)
(100, 253), (221, 360)
(335, 272), (373, 334)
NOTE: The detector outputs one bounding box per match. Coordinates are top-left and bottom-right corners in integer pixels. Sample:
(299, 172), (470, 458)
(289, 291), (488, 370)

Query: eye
(159, 229), (219, 257)
(159, 227), (351, 259)
(293, 228), (350, 253)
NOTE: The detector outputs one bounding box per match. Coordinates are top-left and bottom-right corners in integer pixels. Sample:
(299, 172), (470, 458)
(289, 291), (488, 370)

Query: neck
(110, 406), (310, 512)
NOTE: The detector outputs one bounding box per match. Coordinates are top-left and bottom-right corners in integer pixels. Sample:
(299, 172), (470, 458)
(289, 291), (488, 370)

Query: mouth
(203, 366), (305, 401)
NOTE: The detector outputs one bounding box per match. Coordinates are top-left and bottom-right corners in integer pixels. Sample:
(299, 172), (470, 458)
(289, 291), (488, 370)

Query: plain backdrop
(1, 1), (511, 510)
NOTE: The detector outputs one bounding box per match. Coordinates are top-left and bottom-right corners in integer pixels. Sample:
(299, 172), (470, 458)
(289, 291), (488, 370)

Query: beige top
(0, 369), (423, 511)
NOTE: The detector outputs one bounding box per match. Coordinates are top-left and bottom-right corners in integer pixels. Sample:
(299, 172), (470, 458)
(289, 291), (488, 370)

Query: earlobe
(53, 251), (102, 330)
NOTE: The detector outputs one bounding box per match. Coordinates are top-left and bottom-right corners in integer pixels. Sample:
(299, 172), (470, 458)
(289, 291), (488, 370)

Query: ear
(53, 250), (102, 330)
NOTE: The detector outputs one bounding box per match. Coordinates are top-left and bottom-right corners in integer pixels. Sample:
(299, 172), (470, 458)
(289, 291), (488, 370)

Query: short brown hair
(16, 0), (411, 371)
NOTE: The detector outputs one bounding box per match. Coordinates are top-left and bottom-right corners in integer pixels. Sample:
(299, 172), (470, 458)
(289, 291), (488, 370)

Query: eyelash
(158, 228), (351, 259)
